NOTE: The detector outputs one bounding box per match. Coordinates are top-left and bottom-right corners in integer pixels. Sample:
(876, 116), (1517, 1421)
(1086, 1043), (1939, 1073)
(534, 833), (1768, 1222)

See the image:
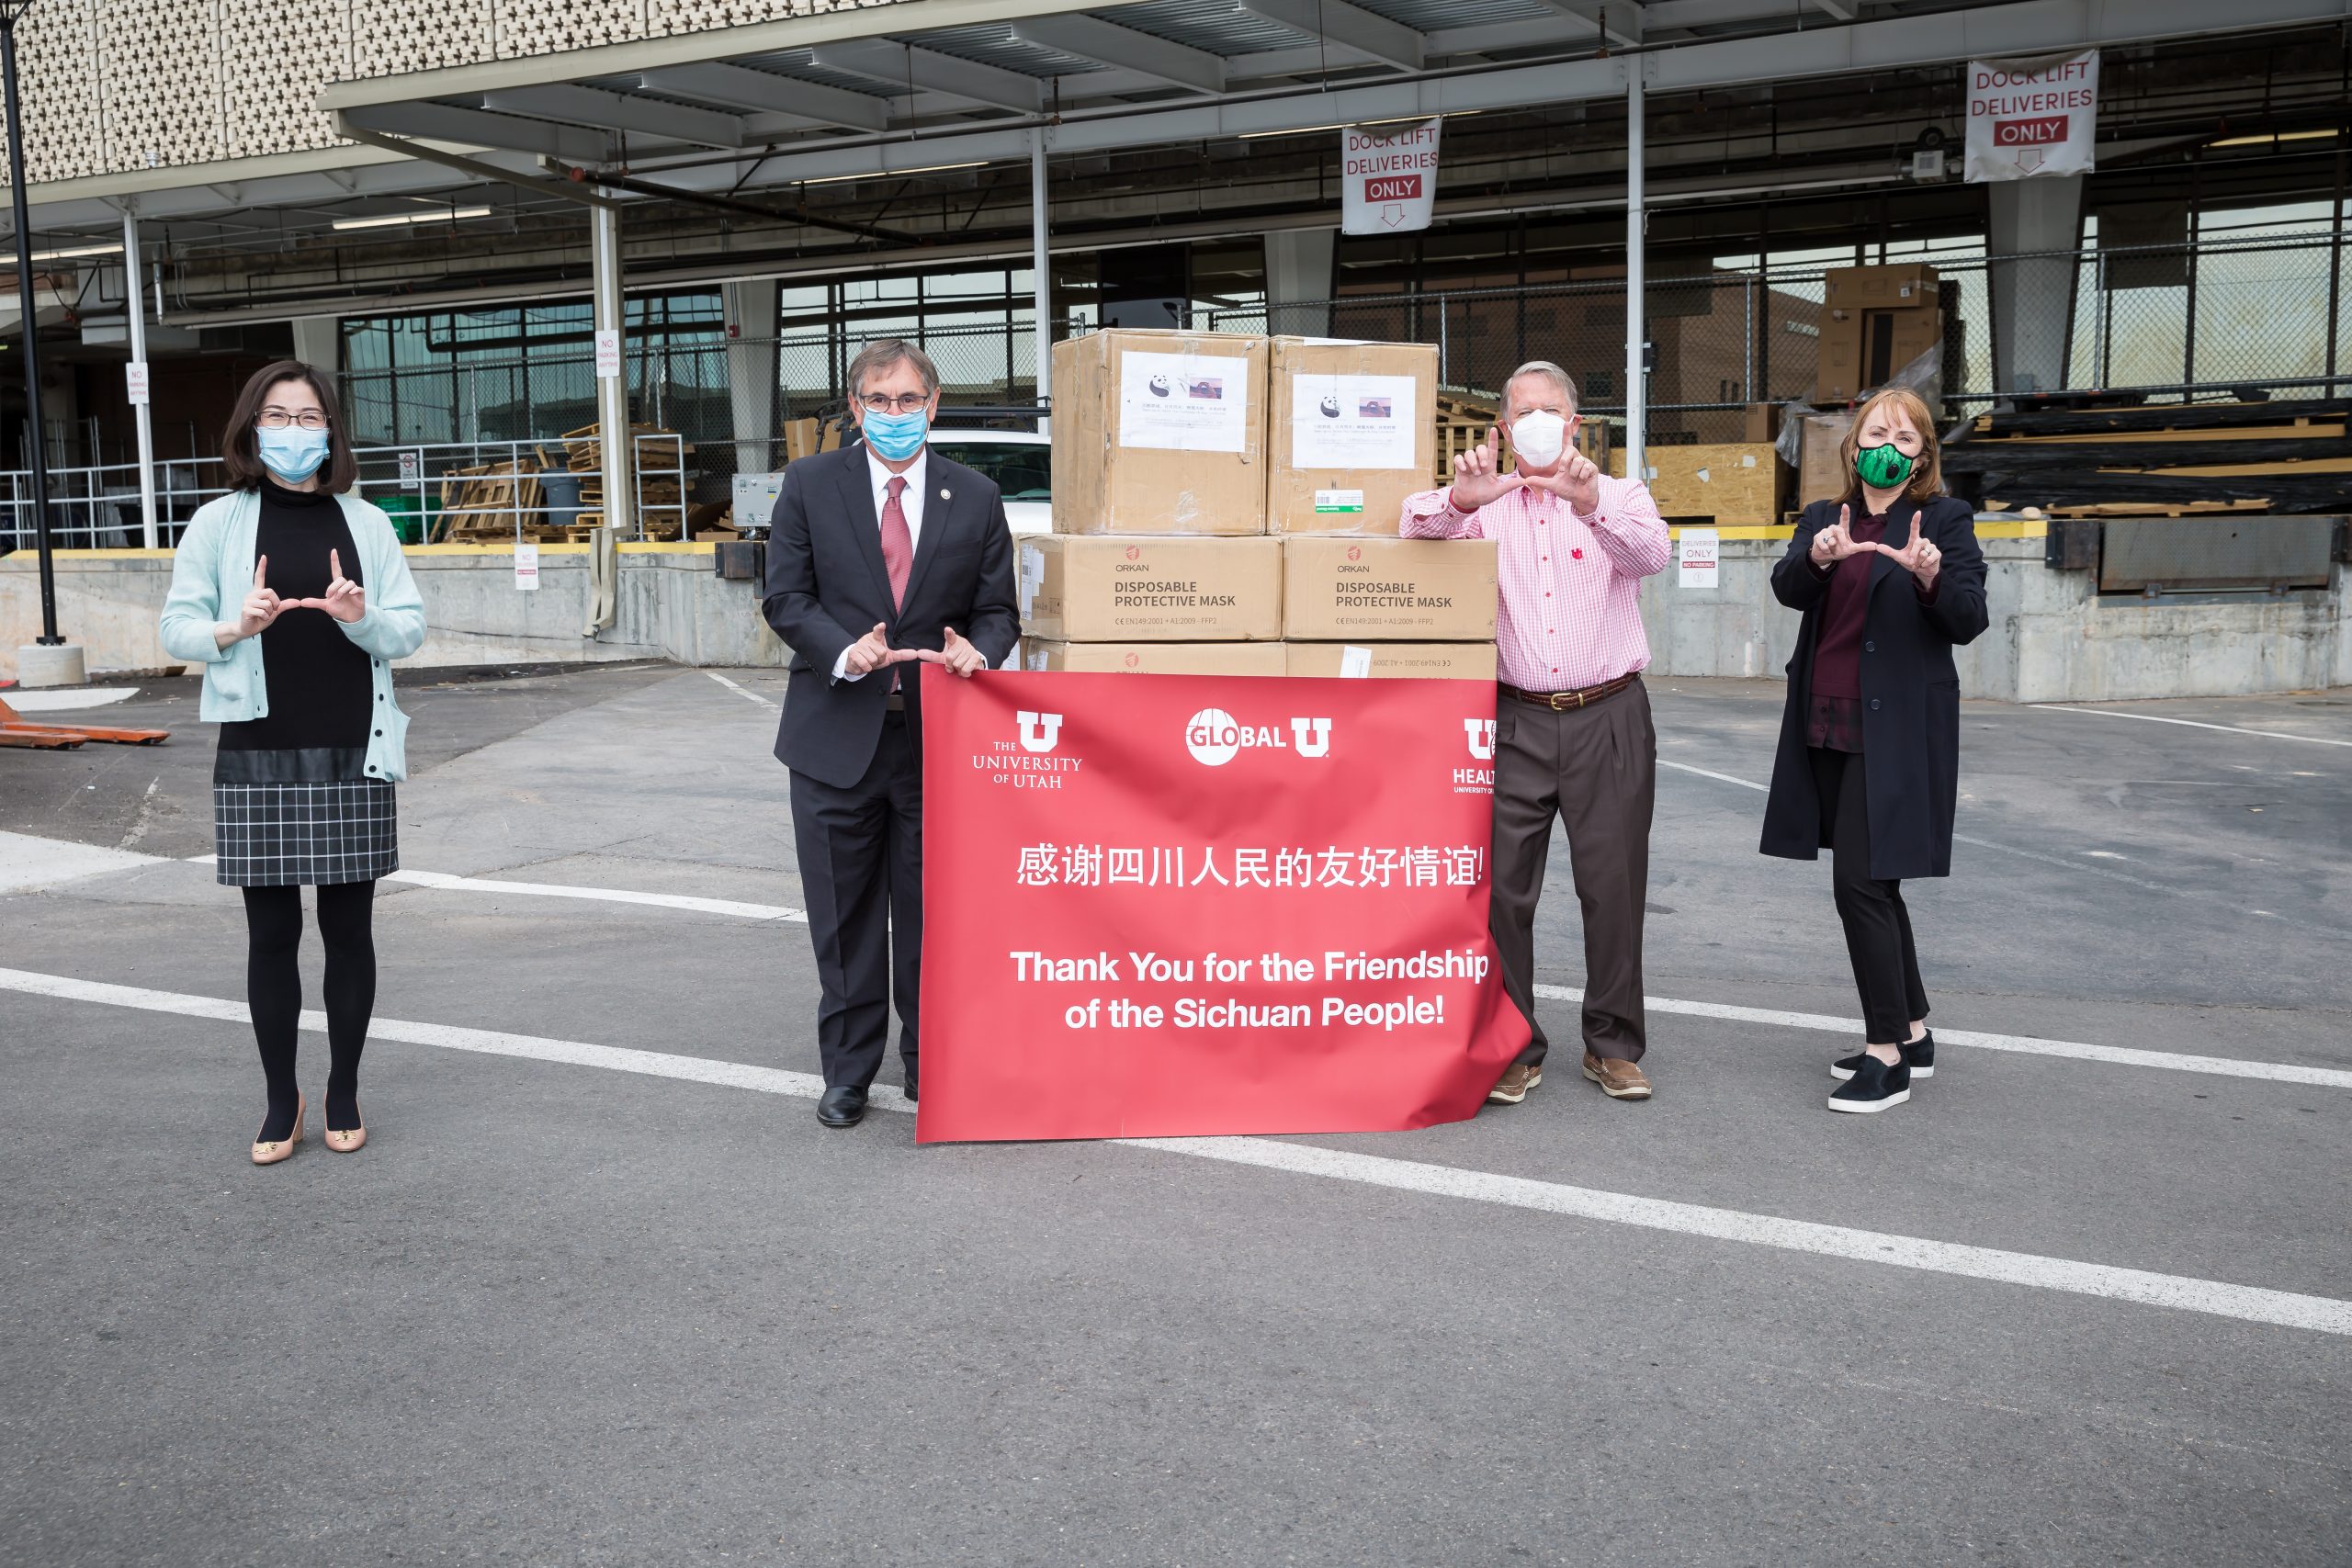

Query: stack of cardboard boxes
(1815, 264), (1941, 407)
(1023, 329), (1498, 680)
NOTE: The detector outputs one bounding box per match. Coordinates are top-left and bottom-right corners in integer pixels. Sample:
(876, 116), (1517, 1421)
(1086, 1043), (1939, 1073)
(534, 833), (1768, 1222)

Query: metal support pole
(4, 15), (60, 643)
(1623, 54), (1646, 484)
(585, 200), (630, 635)
(121, 211), (157, 547)
(1031, 128), (1051, 427)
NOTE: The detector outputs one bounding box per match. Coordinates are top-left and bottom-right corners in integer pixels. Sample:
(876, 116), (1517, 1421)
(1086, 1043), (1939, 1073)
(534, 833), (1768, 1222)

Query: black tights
(244, 881), (377, 1140)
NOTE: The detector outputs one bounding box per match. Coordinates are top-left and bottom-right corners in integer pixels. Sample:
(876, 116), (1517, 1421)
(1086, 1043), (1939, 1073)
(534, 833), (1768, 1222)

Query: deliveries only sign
(916, 667), (1528, 1143)
(1341, 118), (1442, 235)
(1965, 51), (2098, 182)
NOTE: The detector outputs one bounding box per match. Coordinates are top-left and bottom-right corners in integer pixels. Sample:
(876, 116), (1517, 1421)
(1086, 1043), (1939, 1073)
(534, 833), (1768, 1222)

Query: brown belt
(1498, 673), (1639, 712)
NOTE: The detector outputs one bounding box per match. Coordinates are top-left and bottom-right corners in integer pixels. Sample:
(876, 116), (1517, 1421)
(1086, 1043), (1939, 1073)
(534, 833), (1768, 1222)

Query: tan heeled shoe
(323, 1109), (366, 1154)
(252, 1093), (304, 1166)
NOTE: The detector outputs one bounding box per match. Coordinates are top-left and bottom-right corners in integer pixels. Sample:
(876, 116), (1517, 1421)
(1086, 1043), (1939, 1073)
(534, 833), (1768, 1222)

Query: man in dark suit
(763, 340), (1021, 1128)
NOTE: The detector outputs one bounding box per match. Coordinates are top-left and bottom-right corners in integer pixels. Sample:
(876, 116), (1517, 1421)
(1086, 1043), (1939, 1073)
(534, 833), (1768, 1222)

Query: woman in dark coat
(1760, 387), (1988, 1113)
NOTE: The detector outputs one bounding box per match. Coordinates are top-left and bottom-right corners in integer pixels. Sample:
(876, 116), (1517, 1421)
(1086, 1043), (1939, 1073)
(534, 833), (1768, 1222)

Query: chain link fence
(1204, 234), (2349, 444)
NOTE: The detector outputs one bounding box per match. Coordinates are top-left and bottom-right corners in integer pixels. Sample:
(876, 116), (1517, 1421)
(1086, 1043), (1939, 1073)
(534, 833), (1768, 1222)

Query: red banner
(916, 667), (1529, 1143)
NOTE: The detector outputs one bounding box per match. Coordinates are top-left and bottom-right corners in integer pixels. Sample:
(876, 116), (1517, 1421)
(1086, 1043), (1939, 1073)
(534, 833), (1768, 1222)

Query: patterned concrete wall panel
(650, 0), (810, 38)
(95, 0), (227, 173)
(8, 0), (105, 185)
(494, 0), (649, 59)
(353, 0), (494, 78)
(221, 0), (350, 161)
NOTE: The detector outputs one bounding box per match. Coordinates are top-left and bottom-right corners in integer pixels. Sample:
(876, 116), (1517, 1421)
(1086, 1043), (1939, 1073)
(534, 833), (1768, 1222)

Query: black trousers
(1809, 747), (1929, 1043)
(790, 712), (922, 1090)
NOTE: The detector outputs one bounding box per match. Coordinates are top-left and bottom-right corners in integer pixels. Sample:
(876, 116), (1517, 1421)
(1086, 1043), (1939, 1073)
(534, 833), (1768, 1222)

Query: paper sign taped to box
(1118, 350), (1251, 453)
(1290, 375), (1421, 470)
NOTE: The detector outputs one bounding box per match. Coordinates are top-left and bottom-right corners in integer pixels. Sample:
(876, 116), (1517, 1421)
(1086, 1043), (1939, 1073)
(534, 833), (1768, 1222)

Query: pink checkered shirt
(1400, 473), (1670, 692)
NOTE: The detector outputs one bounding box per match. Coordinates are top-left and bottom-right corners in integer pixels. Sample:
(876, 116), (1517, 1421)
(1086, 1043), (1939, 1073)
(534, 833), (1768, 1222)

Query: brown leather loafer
(1581, 1051), (1652, 1100)
(1486, 1063), (1543, 1104)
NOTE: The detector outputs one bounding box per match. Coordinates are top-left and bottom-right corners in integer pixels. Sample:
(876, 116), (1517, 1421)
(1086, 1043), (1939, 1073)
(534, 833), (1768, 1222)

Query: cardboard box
(1024, 640), (1287, 676)
(1741, 402), (1782, 445)
(1267, 336), (1438, 536)
(1610, 442), (1782, 525)
(1797, 412), (1856, 507)
(1282, 537), (1498, 642)
(1283, 642), (1498, 681)
(1823, 264), (1939, 310)
(1817, 306), (1941, 404)
(1018, 535), (1283, 642)
(1048, 329), (1269, 535)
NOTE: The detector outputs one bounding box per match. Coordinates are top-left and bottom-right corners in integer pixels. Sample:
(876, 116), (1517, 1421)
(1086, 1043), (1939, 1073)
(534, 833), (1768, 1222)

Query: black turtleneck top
(218, 478), (370, 753)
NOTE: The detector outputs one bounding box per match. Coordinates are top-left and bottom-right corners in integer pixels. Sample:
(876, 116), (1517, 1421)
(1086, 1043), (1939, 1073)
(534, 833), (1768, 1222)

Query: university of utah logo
(1017, 711), (1064, 754)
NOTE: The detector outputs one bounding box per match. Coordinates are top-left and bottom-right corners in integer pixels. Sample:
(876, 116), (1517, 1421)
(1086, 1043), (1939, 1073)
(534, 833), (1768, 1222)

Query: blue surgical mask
(256, 424), (331, 484)
(861, 407), (929, 463)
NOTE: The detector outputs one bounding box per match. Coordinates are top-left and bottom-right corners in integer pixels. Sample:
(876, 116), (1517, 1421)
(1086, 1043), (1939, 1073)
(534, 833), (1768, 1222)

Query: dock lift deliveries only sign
(1965, 51), (2099, 182)
(1341, 118), (1442, 234)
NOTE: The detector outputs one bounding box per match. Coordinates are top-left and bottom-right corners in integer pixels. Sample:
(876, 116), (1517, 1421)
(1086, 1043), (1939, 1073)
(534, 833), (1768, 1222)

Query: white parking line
(1653, 756), (2320, 910)
(2, 963), (2343, 1337)
(1529, 984), (2352, 1089)
(704, 670), (779, 709)
(383, 868), (806, 923)
(2033, 704), (2352, 750)
(179, 855), (805, 922)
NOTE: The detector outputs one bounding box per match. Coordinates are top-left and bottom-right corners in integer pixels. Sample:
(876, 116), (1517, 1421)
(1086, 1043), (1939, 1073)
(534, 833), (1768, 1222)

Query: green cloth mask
(1854, 443), (1917, 490)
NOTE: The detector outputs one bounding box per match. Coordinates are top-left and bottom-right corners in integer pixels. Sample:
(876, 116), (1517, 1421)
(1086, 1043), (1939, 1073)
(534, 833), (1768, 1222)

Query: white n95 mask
(1510, 411), (1567, 468)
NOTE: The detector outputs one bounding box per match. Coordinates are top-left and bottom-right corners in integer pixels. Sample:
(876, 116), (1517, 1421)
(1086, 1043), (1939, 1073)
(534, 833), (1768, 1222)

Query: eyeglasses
(858, 392), (930, 414)
(256, 408), (330, 430)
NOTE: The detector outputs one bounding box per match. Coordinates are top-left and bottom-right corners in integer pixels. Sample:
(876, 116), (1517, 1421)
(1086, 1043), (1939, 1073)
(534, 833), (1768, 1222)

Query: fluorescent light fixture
(1239, 111), (1477, 141)
(333, 206), (495, 231)
(26, 242), (124, 262)
(800, 161), (987, 186)
(2209, 129), (2336, 147)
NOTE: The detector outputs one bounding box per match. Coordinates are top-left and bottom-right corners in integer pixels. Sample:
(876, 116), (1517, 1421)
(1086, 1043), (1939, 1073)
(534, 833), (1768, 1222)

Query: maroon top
(1810, 512), (1887, 703)
(1805, 509), (1941, 751)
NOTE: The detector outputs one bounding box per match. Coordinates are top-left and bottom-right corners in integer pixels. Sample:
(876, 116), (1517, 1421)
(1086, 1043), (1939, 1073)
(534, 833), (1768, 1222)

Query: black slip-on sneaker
(1833, 1029), (1934, 1082)
(1827, 1055), (1912, 1113)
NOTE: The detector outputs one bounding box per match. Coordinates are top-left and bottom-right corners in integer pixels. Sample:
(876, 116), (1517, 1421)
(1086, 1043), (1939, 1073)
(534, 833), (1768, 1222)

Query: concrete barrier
(1641, 530), (2350, 703)
(5, 528), (2345, 700)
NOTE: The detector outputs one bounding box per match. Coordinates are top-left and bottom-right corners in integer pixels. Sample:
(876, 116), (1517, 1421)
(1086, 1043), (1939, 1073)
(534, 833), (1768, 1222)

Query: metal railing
(0, 433), (696, 553)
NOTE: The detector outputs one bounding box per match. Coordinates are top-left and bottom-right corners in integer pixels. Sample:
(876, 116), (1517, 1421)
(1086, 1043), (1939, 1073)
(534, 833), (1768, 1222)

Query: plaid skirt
(212, 749), (398, 887)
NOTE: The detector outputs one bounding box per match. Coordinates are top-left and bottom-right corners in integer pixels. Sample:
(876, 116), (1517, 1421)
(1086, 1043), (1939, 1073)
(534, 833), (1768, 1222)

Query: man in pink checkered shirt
(1401, 360), (1669, 1107)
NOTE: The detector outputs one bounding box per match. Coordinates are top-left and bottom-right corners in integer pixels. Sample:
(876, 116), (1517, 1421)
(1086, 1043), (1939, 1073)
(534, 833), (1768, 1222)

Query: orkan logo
(1017, 710), (1064, 754)
(1125, 545), (1142, 560)
(1464, 718), (1497, 761)
(1347, 545), (1363, 562)
(1184, 709), (1334, 767)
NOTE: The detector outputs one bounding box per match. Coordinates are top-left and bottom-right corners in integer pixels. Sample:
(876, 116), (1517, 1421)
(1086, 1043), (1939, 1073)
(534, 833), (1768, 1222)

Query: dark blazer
(761, 444), (1021, 788)
(1758, 493), (1989, 881)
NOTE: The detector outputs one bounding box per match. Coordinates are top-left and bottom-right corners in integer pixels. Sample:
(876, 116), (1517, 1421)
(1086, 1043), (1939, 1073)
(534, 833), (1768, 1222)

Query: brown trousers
(1488, 678), (1656, 1066)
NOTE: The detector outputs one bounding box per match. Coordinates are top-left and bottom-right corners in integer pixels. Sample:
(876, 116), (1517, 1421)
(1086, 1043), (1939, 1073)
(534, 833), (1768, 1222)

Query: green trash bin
(376, 493), (426, 546)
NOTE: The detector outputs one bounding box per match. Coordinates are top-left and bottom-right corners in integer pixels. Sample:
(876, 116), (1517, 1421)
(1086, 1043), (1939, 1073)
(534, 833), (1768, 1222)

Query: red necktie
(879, 476), (912, 691)
(880, 476), (912, 609)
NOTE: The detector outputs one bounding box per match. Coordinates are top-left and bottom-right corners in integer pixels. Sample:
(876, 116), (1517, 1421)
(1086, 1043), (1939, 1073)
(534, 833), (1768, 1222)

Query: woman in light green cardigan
(159, 362), (425, 1165)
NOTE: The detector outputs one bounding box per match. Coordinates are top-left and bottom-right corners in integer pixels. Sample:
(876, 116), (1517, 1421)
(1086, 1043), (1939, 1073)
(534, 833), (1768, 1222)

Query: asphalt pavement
(2, 663), (2346, 1567)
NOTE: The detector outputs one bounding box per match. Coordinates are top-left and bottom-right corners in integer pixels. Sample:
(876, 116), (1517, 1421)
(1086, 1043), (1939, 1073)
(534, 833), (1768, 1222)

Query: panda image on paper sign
(1318, 393), (1341, 419)
(1148, 372), (1172, 398)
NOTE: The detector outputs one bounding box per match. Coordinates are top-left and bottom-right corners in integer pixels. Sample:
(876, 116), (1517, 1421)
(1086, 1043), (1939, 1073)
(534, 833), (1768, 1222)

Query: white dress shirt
(831, 446), (930, 682)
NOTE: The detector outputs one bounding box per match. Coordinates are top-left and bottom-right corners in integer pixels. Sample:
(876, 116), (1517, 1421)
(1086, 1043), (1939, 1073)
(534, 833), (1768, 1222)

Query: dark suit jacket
(1758, 493), (1989, 881)
(761, 444), (1021, 788)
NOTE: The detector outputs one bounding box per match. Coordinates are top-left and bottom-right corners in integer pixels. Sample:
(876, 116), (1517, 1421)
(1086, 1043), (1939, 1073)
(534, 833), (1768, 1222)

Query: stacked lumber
(437, 459), (554, 540)
(560, 423), (697, 539)
(1430, 389), (1612, 483)
(1943, 398), (2352, 517)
